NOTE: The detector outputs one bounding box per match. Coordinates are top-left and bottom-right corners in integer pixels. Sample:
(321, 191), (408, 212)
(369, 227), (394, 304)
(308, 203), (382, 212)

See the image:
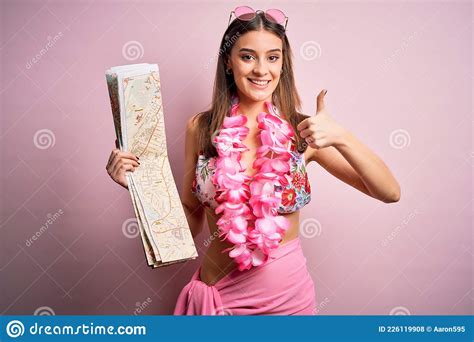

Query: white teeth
(249, 79), (270, 85)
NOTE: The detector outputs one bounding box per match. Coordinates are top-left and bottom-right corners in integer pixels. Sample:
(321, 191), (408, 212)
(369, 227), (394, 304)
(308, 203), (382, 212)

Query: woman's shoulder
(188, 111), (212, 129)
(186, 111), (212, 158)
(186, 112), (203, 158)
(187, 111), (208, 132)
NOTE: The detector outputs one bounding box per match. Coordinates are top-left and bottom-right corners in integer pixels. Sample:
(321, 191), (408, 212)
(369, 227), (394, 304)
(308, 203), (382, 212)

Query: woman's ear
(224, 57), (232, 70)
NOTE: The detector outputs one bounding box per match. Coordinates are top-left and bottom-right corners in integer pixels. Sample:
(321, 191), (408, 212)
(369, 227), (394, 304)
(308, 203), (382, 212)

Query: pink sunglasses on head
(228, 6), (288, 30)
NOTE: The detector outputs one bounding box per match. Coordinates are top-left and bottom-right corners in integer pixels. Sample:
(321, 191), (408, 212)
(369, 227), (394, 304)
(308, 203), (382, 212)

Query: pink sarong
(173, 237), (316, 315)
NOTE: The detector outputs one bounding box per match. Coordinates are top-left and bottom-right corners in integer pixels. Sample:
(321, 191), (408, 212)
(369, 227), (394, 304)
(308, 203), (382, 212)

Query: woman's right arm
(181, 114), (206, 238)
(105, 139), (139, 190)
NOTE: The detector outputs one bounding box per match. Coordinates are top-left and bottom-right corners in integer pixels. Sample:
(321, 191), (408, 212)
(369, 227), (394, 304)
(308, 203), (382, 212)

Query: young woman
(105, 7), (400, 315)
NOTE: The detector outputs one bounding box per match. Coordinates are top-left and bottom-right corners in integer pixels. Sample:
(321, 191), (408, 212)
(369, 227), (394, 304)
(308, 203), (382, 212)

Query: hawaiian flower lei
(211, 94), (295, 271)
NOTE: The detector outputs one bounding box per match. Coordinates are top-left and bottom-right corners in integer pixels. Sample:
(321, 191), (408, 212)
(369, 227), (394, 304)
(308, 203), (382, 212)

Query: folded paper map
(105, 63), (198, 268)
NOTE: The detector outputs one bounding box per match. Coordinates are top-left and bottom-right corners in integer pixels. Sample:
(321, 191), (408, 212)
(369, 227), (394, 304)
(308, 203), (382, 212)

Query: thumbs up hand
(296, 89), (347, 149)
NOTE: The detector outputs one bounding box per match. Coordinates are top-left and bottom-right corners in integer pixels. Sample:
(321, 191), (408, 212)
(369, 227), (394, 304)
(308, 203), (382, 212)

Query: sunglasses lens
(265, 9), (286, 25)
(234, 6), (255, 20)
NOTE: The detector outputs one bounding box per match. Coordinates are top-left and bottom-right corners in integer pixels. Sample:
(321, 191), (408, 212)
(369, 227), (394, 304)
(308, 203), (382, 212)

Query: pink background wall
(1, 0), (471, 315)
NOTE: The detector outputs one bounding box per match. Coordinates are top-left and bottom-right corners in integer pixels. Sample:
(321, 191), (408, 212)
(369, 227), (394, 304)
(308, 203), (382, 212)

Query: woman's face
(226, 29), (283, 103)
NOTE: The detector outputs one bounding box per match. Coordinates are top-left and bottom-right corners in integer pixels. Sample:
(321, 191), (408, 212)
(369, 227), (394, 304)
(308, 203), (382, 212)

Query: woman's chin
(241, 88), (273, 102)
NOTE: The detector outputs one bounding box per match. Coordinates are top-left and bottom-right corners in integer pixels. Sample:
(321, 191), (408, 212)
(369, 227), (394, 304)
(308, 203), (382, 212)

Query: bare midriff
(199, 208), (301, 286)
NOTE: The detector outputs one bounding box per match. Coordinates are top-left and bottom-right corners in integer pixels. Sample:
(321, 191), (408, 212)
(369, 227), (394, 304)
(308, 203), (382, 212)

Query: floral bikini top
(191, 142), (311, 214)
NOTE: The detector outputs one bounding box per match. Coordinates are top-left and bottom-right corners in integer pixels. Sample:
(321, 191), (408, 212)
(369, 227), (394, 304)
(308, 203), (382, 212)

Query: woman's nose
(253, 61), (269, 76)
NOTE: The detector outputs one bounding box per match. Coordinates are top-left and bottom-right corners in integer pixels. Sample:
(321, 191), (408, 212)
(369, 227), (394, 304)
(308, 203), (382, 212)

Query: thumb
(316, 89), (327, 114)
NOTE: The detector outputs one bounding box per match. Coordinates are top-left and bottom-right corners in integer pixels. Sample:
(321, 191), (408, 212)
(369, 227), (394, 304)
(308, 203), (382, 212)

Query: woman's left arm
(297, 89), (401, 203)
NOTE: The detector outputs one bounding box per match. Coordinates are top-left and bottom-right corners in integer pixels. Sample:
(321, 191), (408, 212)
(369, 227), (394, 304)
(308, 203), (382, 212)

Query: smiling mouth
(248, 78), (271, 86)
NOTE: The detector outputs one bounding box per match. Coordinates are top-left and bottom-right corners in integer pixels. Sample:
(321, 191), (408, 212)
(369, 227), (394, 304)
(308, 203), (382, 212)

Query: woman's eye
(241, 55), (254, 61)
(240, 55), (280, 62)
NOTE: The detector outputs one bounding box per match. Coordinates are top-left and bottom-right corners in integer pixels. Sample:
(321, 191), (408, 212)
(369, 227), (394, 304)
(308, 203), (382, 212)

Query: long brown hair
(194, 11), (309, 158)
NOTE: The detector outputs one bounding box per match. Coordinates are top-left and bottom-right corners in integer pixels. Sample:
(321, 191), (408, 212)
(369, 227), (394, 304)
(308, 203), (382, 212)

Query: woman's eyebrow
(239, 48), (282, 53)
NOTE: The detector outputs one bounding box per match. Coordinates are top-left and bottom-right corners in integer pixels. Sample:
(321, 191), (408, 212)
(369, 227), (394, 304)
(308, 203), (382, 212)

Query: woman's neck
(236, 93), (272, 121)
